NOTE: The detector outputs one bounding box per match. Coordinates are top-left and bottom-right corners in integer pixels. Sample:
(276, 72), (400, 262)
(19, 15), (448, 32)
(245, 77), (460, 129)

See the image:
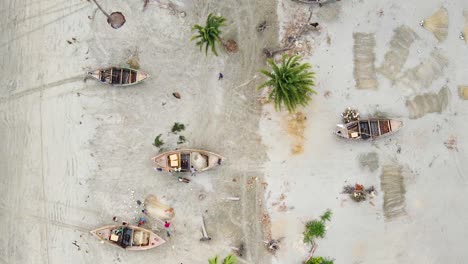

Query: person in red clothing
(164, 221), (171, 237)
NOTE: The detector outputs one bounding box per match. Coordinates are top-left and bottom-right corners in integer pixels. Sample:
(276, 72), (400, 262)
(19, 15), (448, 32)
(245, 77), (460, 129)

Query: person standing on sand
(164, 221), (171, 237)
(190, 166), (196, 176)
(218, 73), (223, 80)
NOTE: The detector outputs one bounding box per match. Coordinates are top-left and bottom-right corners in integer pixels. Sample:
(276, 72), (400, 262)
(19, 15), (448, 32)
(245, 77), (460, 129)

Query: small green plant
(177, 135), (186, 144)
(208, 254), (237, 264)
(171, 122), (185, 133)
(305, 256), (334, 264)
(153, 134), (164, 148)
(303, 209), (332, 245)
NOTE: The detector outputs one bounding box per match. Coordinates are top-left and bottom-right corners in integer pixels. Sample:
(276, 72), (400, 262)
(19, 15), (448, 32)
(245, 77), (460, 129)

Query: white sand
(262, 0), (468, 263)
(3, 0), (468, 263)
(0, 0), (277, 263)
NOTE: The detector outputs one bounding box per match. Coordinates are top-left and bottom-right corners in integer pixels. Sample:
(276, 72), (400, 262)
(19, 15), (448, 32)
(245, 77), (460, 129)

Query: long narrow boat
(152, 149), (224, 173)
(334, 119), (403, 140)
(87, 67), (149, 86)
(90, 225), (165, 251)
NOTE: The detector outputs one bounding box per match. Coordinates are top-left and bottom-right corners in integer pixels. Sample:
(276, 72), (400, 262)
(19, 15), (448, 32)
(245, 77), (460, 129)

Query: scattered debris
(262, 47), (293, 58)
(231, 243), (245, 256)
(225, 197), (240, 201)
(143, 0), (150, 11)
(264, 238), (282, 253)
(377, 9), (384, 17)
(172, 92), (181, 99)
(257, 21), (267, 32)
(342, 183), (376, 202)
(444, 135), (458, 151)
(72, 241), (81, 251)
(178, 177), (190, 183)
(291, 0), (339, 6)
(155, 1), (185, 17)
(198, 193), (206, 200)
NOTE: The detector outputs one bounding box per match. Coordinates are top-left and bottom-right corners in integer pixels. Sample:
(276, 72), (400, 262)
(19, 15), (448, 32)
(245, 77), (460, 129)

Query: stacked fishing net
(341, 107), (360, 123)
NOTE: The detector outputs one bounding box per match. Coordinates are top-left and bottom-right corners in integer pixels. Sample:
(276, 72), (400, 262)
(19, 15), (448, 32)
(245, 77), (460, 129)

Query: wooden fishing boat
(90, 225), (165, 250)
(152, 149), (224, 173)
(334, 119), (403, 140)
(87, 67), (148, 86)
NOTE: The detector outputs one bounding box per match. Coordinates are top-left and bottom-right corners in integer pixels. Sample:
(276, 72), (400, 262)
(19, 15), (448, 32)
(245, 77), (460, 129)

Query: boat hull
(335, 119), (403, 140)
(87, 67), (149, 86)
(152, 149), (224, 173)
(90, 225), (165, 251)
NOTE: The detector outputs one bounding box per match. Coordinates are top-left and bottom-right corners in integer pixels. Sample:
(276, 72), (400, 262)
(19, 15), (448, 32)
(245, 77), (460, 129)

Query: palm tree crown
(259, 55), (316, 112)
(191, 13), (227, 56)
(208, 254), (237, 264)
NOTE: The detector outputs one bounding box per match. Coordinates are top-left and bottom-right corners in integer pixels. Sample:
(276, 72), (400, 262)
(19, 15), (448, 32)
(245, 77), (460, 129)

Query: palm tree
(208, 254), (237, 264)
(303, 209), (332, 245)
(90, 0), (126, 29)
(191, 13), (227, 56)
(305, 256), (335, 264)
(259, 55), (316, 113)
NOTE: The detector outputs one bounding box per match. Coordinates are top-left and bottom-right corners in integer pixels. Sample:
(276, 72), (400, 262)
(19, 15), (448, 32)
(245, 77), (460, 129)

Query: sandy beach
(263, 0), (468, 263)
(1, 0), (468, 263)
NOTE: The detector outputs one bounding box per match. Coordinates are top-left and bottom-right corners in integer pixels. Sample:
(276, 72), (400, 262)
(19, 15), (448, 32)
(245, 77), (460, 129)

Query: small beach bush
(171, 122), (185, 133)
(153, 134), (164, 148)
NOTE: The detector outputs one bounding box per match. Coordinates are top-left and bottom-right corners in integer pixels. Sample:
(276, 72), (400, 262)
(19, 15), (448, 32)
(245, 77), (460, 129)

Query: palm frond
(208, 256), (219, 264)
(320, 209), (332, 222)
(222, 254), (237, 264)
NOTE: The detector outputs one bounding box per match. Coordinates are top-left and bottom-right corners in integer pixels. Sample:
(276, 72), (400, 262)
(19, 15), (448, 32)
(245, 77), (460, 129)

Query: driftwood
(200, 215), (211, 241)
(263, 8), (314, 58)
(292, 0), (340, 6)
(230, 243), (245, 256)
